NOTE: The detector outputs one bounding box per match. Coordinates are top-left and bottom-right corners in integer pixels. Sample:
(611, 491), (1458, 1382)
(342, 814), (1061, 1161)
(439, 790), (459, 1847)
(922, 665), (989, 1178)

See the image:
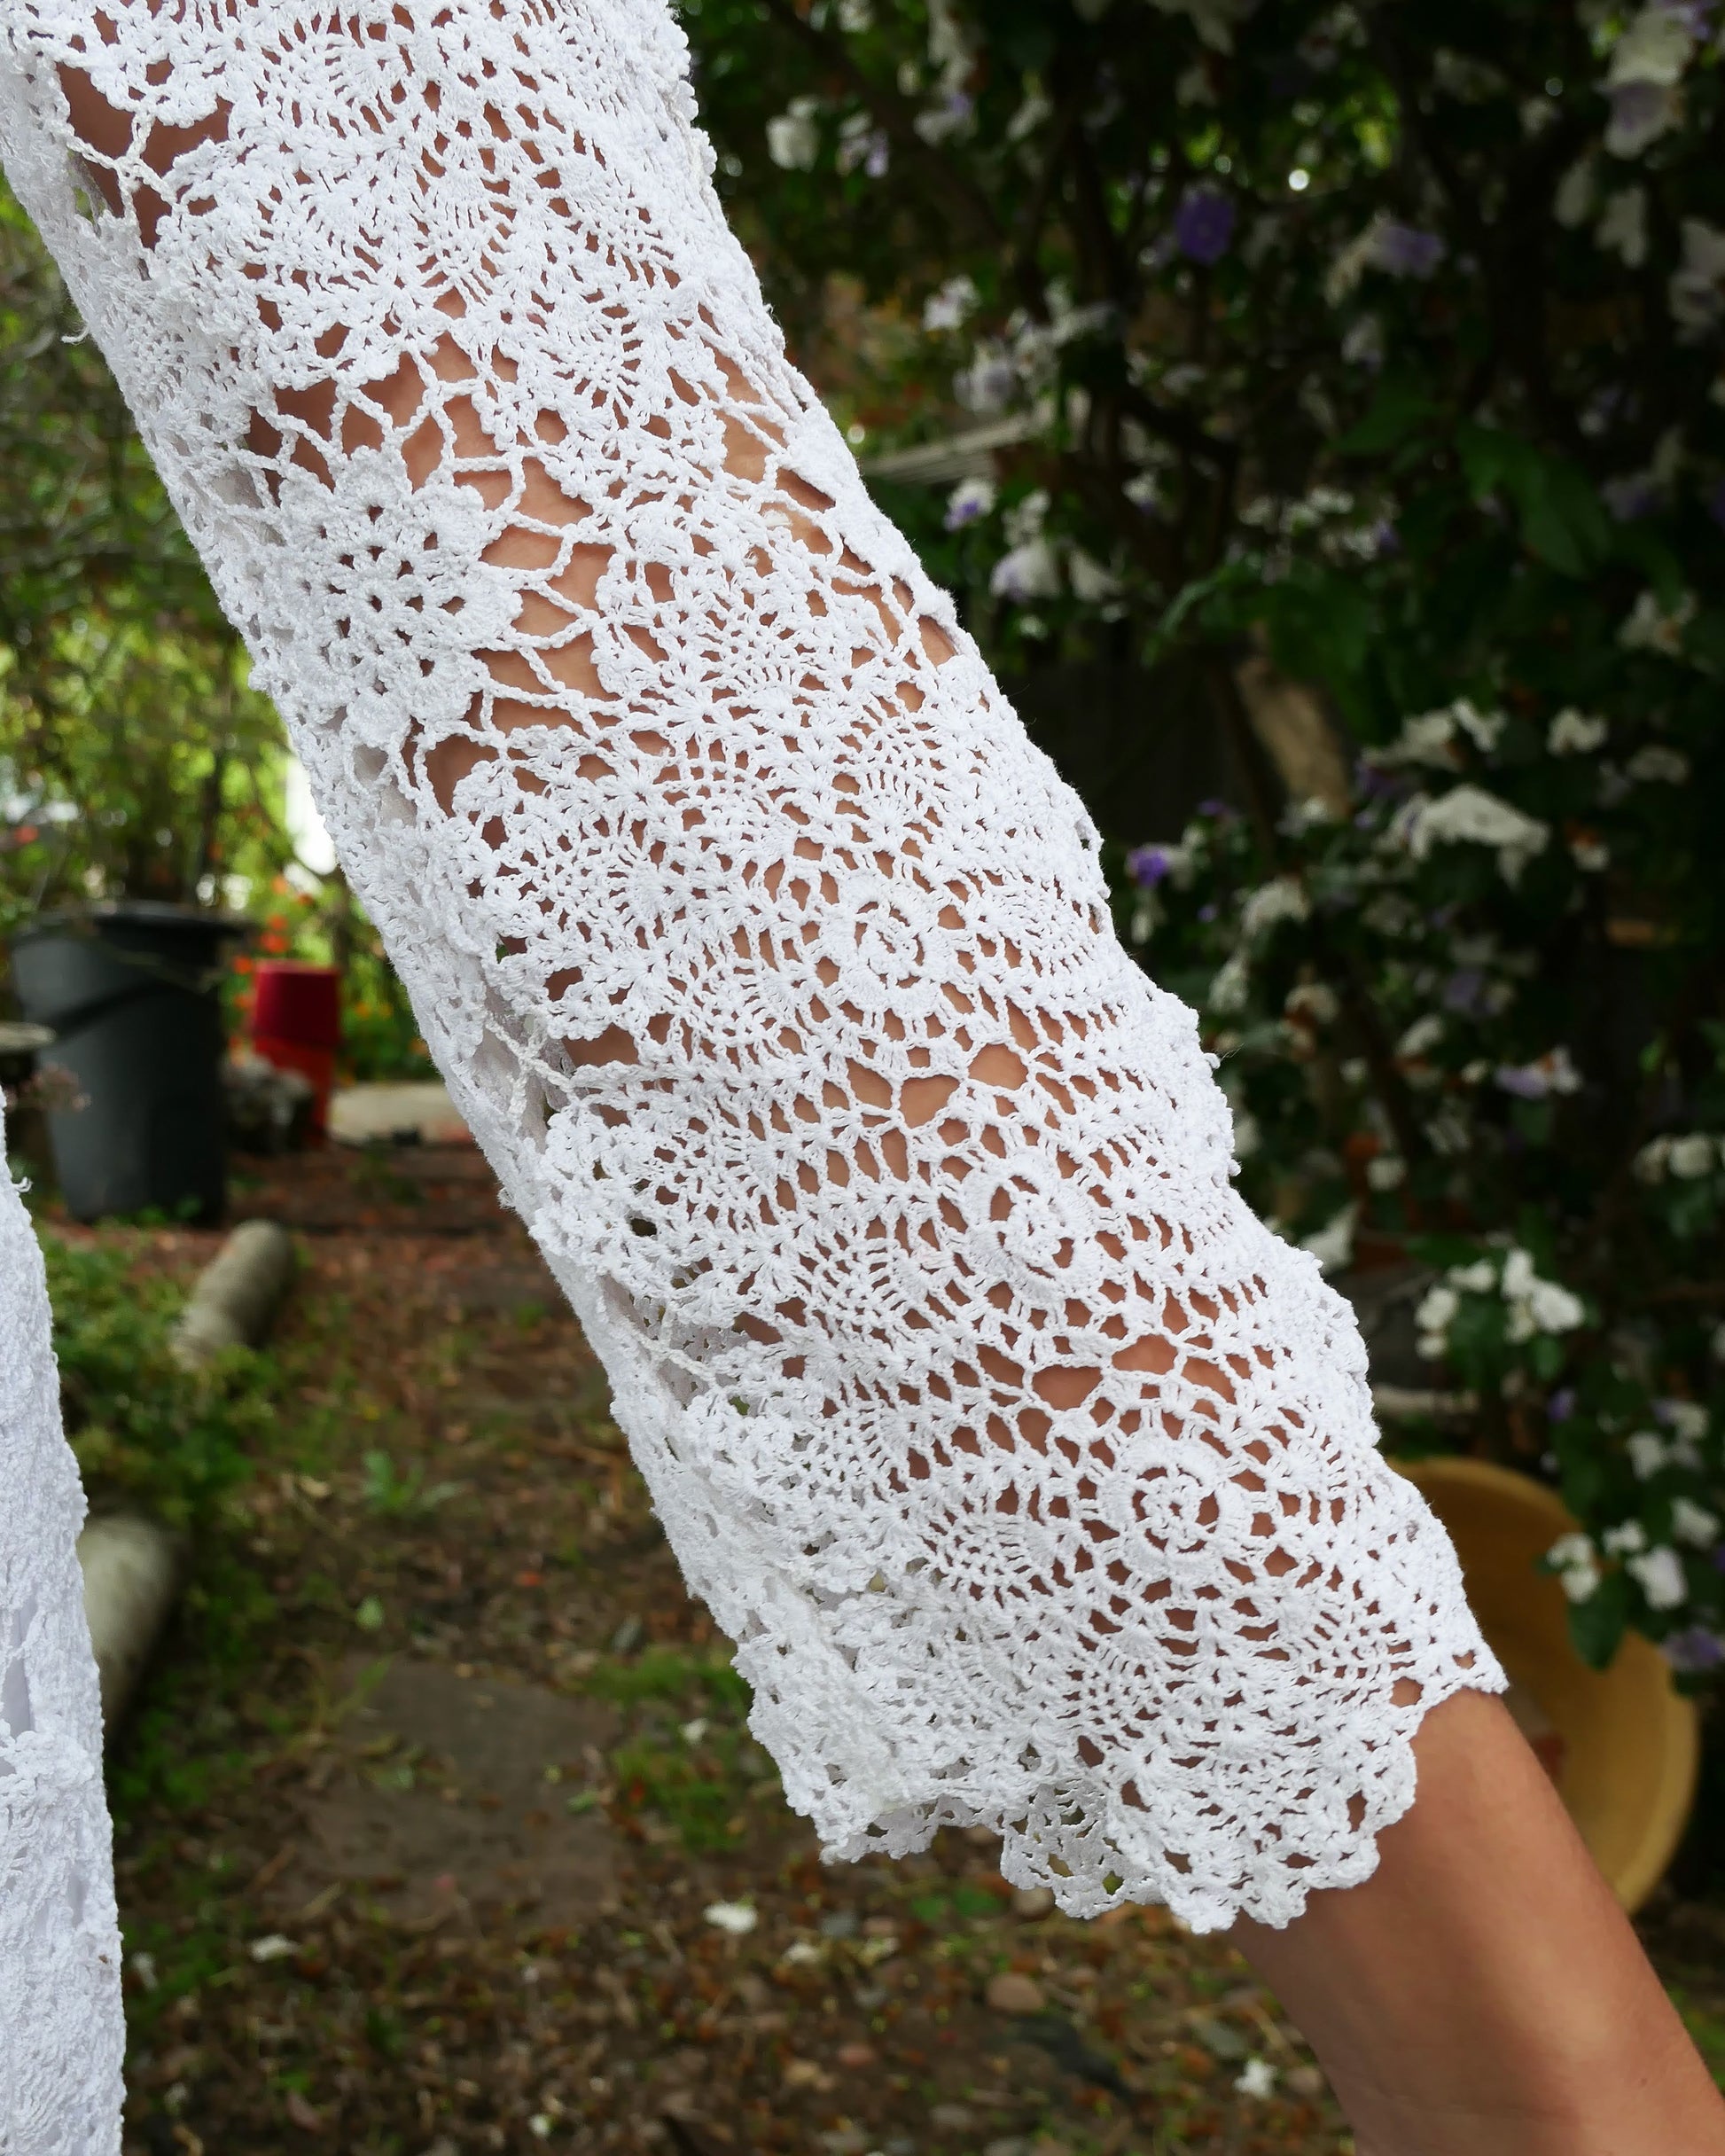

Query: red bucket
(251, 962), (341, 1138)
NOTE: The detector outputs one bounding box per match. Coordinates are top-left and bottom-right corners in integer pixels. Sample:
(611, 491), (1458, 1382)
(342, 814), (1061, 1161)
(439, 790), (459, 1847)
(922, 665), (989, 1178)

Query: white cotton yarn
(0, 12), (1499, 2065)
(0, 1113), (122, 2152)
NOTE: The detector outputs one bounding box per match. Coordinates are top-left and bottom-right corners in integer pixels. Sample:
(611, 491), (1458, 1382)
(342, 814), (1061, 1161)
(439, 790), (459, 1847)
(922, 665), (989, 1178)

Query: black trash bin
(10, 903), (248, 1223)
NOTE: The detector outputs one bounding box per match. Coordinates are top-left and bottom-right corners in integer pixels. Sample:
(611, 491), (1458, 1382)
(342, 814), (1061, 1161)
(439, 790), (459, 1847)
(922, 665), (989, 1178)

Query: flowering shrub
(1127, 693), (1723, 1671)
(677, 0), (1725, 1673)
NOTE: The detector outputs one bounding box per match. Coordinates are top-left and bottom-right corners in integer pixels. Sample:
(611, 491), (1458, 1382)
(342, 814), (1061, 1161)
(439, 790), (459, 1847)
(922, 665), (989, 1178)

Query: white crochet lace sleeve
(0, 0), (1502, 1958)
(0, 1111), (124, 2154)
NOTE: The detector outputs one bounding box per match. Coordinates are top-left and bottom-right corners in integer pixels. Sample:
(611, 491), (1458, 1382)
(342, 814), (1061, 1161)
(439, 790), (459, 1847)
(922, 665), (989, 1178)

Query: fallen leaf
(285, 2090), (322, 2131)
(985, 1971), (1045, 2015)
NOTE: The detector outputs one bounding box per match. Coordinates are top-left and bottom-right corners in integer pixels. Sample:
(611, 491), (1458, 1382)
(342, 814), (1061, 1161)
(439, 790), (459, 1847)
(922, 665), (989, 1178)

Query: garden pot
(10, 902), (247, 1223)
(250, 961), (341, 1139)
(1396, 1455), (1698, 1912)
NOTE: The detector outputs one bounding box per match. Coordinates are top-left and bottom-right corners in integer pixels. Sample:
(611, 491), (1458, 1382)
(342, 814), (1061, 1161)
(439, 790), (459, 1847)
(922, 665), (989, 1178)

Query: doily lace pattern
(0, 1113), (123, 2154)
(0, 0), (1500, 1943)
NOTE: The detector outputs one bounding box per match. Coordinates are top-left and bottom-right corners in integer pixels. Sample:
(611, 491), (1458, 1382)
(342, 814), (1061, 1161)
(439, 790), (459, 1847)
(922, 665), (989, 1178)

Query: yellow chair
(1396, 1454), (1699, 1913)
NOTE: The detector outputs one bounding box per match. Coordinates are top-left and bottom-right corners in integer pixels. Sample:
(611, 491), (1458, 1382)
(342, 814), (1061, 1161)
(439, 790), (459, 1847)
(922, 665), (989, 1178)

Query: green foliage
(41, 1230), (270, 1527)
(360, 1447), (462, 1519)
(0, 186), (293, 929)
(578, 1644), (753, 1715)
(680, 0), (1725, 1672)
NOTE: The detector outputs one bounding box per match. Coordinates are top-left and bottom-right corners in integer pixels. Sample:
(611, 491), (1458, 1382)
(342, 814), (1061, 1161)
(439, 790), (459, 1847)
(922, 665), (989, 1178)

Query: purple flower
(1547, 1387), (1577, 1425)
(1175, 187), (1237, 267)
(1198, 797), (1237, 820)
(1355, 760), (1403, 801)
(1663, 1626), (1725, 1673)
(1373, 221), (1445, 280)
(1127, 843), (1175, 888)
(1198, 902), (1219, 923)
(1603, 472), (1662, 523)
(1441, 967), (1487, 1017)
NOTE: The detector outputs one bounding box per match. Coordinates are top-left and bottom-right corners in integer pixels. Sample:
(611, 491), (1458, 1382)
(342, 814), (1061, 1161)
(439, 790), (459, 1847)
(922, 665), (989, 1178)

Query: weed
(360, 1448), (462, 1518)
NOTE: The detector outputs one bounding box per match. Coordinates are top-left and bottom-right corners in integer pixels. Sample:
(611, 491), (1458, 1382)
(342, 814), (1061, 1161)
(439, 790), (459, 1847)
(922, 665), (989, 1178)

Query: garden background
(4, 2), (1725, 2152)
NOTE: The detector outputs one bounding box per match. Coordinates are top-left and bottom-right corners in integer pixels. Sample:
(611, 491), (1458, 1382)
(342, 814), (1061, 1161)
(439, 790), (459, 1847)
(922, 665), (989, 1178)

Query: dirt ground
(84, 1139), (1725, 2155)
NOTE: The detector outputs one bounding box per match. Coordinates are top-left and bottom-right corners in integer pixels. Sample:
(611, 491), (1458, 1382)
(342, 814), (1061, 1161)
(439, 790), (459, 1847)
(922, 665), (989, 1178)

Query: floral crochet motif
(0, 20), (1499, 2097)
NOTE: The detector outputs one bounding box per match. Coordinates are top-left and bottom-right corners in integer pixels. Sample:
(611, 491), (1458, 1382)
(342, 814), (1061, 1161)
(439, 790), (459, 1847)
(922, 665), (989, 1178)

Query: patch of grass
(609, 1735), (751, 1852)
(581, 1644), (751, 1715)
(43, 1230), (275, 1529)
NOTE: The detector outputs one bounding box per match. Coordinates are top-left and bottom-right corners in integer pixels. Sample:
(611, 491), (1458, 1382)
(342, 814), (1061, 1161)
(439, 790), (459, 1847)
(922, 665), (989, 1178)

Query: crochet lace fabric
(0, 0), (1500, 1969)
(0, 1113), (124, 2154)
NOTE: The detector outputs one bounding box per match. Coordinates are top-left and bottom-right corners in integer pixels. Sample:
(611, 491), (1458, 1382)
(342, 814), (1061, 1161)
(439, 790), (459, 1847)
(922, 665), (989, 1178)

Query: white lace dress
(0, 1113), (123, 2152)
(0, 2), (1502, 2139)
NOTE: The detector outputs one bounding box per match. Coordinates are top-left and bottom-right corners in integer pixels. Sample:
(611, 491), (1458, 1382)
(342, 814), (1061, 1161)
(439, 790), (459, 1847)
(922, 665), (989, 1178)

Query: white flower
(1669, 1133), (1721, 1179)
(1301, 1205), (1357, 1275)
(1603, 1519), (1649, 1558)
(1549, 707), (1608, 754)
(923, 273), (979, 334)
(1239, 875), (1310, 942)
(1208, 951), (1251, 1014)
(1391, 709), (1466, 768)
(1068, 549), (1121, 604)
(1643, 1133), (1722, 1181)
(943, 475), (996, 529)
(1367, 1153), (1406, 1191)
(1628, 1544), (1688, 1611)
(1606, 8), (1695, 92)
(988, 538), (1060, 603)
(1609, 84), (1682, 160)
(1235, 2058), (1278, 2099)
(1635, 1136), (1671, 1183)
(1673, 1497), (1719, 1548)
(249, 1934), (302, 1964)
(955, 343), (1018, 415)
(680, 1716), (709, 1745)
(704, 1901), (759, 1935)
(1397, 1012), (1445, 1060)
(1003, 488), (1050, 546)
(1448, 1259), (1496, 1293)
(1620, 588), (1697, 653)
(1571, 836), (1611, 872)
(1596, 187), (1650, 268)
(1231, 1107), (1261, 1160)
(766, 98), (823, 171)
(1495, 1047), (1583, 1102)
(1378, 698), (1504, 770)
(838, 0), (874, 27)
(1626, 744), (1690, 783)
(1548, 1532), (1602, 1602)
(1671, 220), (1725, 336)
(1396, 785), (1549, 882)
(1007, 87), (1054, 140)
(1284, 980), (1339, 1026)
(1555, 154), (1597, 229)
(1501, 1247), (1587, 1342)
(1415, 1283), (1460, 1356)
(1660, 1400), (1709, 1447)
(1342, 315), (1385, 367)
(1628, 1430), (1672, 1480)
